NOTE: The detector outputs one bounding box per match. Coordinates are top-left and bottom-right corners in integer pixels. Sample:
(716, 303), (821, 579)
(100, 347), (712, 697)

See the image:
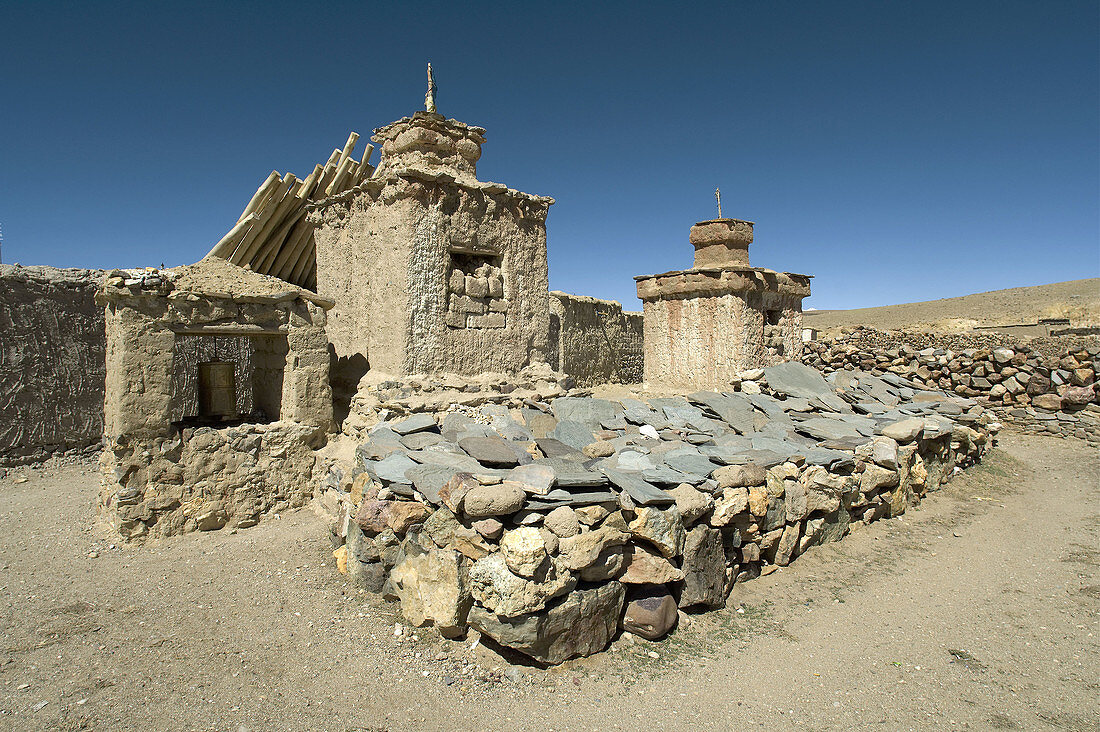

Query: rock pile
(327, 362), (997, 664)
(803, 327), (1099, 445)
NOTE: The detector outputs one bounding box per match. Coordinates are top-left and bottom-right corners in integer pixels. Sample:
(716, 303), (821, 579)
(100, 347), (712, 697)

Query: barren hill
(804, 278), (1100, 333)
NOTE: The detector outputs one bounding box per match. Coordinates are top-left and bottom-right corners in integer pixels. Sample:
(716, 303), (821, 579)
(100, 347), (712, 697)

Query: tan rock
(669, 483), (714, 526)
(628, 506), (686, 558)
(544, 506), (580, 538)
(333, 545), (348, 575)
(713, 463), (766, 489)
(619, 543), (685, 584)
(557, 526), (630, 570)
(500, 527), (548, 578)
(582, 440), (616, 458)
(463, 483), (526, 518)
(711, 487), (749, 526)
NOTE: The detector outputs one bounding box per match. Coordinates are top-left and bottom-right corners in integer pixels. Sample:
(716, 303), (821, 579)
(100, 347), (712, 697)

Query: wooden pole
(208, 211), (258, 259)
(273, 217), (314, 280)
(230, 173), (296, 267)
(237, 171), (280, 223)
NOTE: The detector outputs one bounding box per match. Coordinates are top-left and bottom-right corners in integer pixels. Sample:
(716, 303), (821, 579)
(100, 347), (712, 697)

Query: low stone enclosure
(804, 326), (1100, 446)
(323, 361), (997, 665)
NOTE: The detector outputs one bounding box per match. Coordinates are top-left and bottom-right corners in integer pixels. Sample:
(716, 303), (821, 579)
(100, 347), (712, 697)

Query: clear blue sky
(1, 1), (1097, 310)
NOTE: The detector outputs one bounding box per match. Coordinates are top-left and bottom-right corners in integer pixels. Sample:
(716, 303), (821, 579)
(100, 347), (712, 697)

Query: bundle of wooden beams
(205, 132), (373, 290)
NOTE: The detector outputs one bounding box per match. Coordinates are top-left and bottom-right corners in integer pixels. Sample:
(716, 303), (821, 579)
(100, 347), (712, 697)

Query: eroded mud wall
(0, 265), (106, 464)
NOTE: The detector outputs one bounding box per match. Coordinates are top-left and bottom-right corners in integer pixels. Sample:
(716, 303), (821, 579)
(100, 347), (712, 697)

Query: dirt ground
(804, 278), (1099, 333)
(0, 432), (1096, 731)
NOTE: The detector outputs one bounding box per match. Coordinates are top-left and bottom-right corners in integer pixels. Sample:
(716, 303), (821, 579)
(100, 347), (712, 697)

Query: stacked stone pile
(804, 327), (1099, 445)
(326, 362), (996, 664)
(346, 363), (580, 428)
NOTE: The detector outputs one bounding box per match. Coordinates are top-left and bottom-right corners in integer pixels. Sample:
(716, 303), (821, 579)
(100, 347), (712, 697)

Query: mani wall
(548, 291), (643, 387)
(0, 265), (106, 465)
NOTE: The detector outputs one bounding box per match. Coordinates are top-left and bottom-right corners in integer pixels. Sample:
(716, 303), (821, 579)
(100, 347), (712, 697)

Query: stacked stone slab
(310, 110), (553, 377)
(803, 326), (1099, 445)
(635, 219), (811, 391)
(327, 362), (996, 664)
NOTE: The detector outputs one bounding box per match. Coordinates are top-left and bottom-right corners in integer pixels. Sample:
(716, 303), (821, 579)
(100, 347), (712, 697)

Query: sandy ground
(804, 278), (1099, 333)
(0, 432), (1096, 731)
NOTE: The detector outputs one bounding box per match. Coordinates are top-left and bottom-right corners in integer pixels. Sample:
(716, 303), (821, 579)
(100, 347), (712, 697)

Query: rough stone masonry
(325, 362), (996, 665)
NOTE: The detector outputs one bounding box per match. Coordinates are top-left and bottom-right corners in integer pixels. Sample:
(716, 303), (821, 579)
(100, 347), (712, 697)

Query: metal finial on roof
(425, 62), (437, 113)
(715, 188), (722, 219)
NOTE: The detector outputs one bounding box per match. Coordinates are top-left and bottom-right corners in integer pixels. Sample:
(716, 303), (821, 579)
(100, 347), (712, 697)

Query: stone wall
(803, 326), (1100, 445)
(549, 292), (643, 387)
(323, 363), (996, 664)
(0, 265), (106, 465)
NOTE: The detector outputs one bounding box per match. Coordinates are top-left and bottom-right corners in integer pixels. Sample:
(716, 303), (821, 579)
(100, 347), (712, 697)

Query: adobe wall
(0, 265), (106, 465)
(98, 263), (334, 539)
(549, 291), (643, 386)
(312, 173), (551, 377)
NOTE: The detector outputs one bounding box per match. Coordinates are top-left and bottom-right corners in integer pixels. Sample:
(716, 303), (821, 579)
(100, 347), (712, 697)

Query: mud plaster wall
(0, 265), (106, 464)
(100, 276), (333, 539)
(313, 176), (550, 376)
(643, 292), (803, 390)
(549, 292), (643, 386)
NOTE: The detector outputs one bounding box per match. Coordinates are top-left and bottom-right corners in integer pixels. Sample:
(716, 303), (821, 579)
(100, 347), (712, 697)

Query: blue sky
(1, 1), (1096, 310)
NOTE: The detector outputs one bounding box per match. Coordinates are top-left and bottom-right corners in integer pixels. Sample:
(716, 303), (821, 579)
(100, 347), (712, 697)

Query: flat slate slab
(535, 438), (586, 460)
(406, 463), (458, 504)
(602, 468), (675, 505)
(548, 420), (595, 451)
(550, 397), (623, 429)
(537, 457), (608, 487)
(391, 414), (438, 435)
(370, 452), (419, 483)
(459, 436), (522, 467)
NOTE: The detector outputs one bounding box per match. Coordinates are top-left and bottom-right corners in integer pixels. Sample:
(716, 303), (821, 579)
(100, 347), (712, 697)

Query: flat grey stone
(720, 449), (786, 468)
(391, 414), (438, 435)
(551, 397), (623, 429)
(663, 453), (718, 478)
(406, 464), (459, 504)
(548, 420), (595, 451)
(795, 417), (863, 442)
(405, 448), (485, 475)
(537, 458), (608, 487)
(525, 491), (618, 510)
(614, 450), (657, 472)
(370, 452), (419, 483)
(400, 432), (445, 450)
(535, 438), (586, 460)
(642, 466), (698, 485)
(602, 468), (674, 506)
(459, 436), (522, 467)
(686, 392), (757, 434)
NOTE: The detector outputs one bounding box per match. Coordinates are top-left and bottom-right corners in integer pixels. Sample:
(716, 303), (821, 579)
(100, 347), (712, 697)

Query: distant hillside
(804, 279), (1100, 333)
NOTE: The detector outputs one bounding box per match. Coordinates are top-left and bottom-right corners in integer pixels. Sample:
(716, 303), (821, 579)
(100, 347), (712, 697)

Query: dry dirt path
(0, 433), (1096, 731)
